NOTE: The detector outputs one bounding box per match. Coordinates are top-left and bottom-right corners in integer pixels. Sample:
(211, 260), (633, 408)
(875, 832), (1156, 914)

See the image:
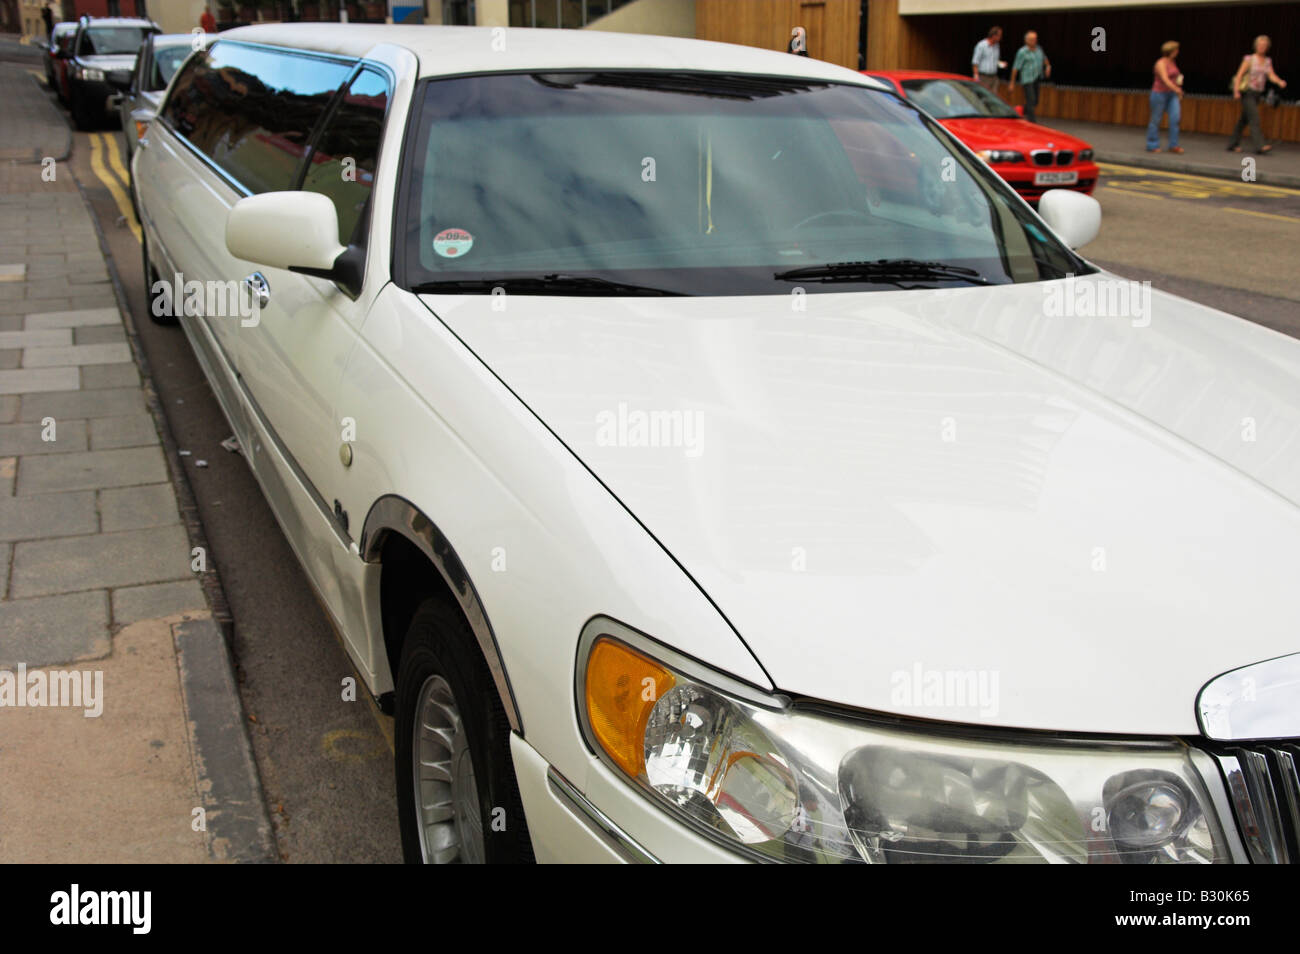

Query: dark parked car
(44, 22), (77, 104)
(67, 15), (159, 130)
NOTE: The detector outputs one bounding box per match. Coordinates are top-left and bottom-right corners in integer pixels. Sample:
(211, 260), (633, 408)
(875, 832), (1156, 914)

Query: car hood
(422, 277), (1300, 735)
(940, 117), (1091, 153)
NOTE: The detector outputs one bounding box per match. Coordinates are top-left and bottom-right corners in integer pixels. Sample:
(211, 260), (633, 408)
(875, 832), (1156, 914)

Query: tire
(127, 156), (139, 222)
(142, 240), (177, 326)
(394, 598), (532, 864)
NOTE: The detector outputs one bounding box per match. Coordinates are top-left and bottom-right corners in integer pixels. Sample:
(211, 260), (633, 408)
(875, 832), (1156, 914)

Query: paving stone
(0, 397), (15, 424)
(0, 328), (69, 349)
(79, 362), (138, 390)
(0, 590), (110, 666)
(15, 446), (165, 494)
(0, 489), (96, 542)
(0, 315), (20, 331)
(22, 343), (131, 368)
(0, 263), (25, 282)
(89, 414), (157, 451)
(10, 525), (192, 598)
(0, 349), (16, 370)
(23, 307), (118, 329)
(0, 417), (87, 456)
(112, 580), (206, 625)
(73, 325), (125, 346)
(18, 388), (144, 421)
(0, 456), (13, 494)
(0, 541), (8, 598)
(0, 366), (79, 395)
(99, 482), (178, 532)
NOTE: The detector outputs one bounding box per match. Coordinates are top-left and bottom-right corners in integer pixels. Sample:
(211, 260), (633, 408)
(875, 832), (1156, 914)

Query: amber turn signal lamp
(135, 120), (148, 141)
(585, 638), (675, 777)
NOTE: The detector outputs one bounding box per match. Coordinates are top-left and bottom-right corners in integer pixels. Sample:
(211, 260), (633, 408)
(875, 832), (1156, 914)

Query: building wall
(148, 0), (206, 33)
(586, 0), (692, 37)
(696, 0), (860, 68)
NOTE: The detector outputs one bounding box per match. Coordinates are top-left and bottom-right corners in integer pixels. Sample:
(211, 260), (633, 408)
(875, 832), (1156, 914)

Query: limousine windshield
(400, 71), (1087, 297)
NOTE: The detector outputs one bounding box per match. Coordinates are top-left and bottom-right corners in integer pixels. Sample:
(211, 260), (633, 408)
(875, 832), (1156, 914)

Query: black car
(67, 15), (160, 130)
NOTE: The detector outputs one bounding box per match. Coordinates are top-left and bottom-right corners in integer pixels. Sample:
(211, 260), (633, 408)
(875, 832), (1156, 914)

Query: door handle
(242, 271), (270, 310)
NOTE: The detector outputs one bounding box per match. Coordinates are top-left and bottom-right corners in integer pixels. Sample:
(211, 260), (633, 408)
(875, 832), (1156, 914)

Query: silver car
(118, 33), (195, 203)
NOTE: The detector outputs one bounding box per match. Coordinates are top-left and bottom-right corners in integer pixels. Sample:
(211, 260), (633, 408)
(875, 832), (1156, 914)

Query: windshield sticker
(433, 228), (474, 259)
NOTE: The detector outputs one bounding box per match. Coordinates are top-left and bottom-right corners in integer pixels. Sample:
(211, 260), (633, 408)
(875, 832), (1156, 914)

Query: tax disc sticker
(433, 228), (474, 259)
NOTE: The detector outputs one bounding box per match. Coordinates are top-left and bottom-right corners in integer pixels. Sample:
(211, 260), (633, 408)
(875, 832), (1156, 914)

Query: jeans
(1146, 90), (1180, 149)
(1229, 91), (1264, 151)
(1022, 80), (1041, 122)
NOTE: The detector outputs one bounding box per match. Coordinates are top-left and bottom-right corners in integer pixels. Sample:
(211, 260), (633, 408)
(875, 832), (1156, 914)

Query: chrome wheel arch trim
(359, 494), (523, 734)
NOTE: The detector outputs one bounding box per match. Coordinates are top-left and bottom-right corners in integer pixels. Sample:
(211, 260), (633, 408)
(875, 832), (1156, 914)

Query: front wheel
(394, 599), (532, 864)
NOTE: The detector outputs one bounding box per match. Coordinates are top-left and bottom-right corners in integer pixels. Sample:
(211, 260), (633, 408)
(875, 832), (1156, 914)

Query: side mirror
(226, 192), (361, 295)
(1037, 189), (1101, 249)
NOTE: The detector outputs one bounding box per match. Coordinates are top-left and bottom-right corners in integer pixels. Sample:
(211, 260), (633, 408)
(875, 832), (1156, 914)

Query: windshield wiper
(775, 259), (991, 286)
(411, 273), (683, 297)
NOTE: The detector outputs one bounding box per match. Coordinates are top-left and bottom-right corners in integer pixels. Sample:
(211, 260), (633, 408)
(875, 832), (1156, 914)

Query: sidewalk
(0, 65), (273, 862)
(1049, 117), (1300, 188)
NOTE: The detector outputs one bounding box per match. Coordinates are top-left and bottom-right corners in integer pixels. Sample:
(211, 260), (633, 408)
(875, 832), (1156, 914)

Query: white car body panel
(427, 280), (1300, 736)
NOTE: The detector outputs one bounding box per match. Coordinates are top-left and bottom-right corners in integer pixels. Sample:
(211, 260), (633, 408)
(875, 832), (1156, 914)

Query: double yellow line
(88, 132), (142, 244)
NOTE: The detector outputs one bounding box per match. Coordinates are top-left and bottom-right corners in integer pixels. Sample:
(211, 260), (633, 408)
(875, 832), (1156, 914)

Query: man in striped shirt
(971, 26), (1004, 93)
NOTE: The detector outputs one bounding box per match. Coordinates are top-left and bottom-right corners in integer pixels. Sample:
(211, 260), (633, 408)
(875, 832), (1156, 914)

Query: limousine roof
(220, 23), (882, 88)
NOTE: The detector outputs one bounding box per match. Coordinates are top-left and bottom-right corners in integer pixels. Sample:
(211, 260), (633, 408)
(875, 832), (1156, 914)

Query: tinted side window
(161, 43), (351, 194)
(301, 69), (389, 245)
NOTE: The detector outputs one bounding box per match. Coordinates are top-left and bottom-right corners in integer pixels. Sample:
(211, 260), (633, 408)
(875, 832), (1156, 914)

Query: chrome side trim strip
(359, 495), (522, 733)
(546, 767), (659, 864)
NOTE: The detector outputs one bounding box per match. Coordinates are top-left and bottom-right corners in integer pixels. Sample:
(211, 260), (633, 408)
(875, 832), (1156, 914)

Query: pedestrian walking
(971, 26), (1005, 94)
(200, 4), (217, 32)
(1228, 35), (1287, 155)
(1146, 40), (1184, 153)
(40, 0), (54, 39)
(1009, 30), (1051, 123)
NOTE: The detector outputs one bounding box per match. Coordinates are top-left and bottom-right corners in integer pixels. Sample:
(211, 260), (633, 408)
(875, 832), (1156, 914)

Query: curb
(1096, 150), (1300, 189)
(174, 617), (278, 862)
(75, 167), (275, 863)
(73, 176), (235, 644)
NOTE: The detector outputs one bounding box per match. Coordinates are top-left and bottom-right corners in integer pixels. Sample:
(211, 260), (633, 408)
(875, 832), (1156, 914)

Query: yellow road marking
(103, 131), (133, 197)
(1220, 206), (1300, 224)
(1099, 182), (1299, 223)
(1099, 161), (1300, 198)
(88, 133), (141, 244)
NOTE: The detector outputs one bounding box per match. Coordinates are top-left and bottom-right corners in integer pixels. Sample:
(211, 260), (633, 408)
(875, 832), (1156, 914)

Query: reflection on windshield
(404, 72), (1085, 296)
(79, 27), (150, 57)
(901, 79), (1020, 120)
(152, 46), (191, 88)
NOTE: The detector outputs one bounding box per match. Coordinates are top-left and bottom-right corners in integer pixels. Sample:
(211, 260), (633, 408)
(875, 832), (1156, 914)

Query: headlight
(976, 149), (1024, 164)
(578, 623), (1230, 864)
(77, 67), (105, 81)
(1079, 149), (1094, 161)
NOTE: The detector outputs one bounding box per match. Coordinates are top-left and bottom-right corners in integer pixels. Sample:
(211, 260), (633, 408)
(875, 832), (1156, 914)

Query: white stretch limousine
(134, 23), (1300, 864)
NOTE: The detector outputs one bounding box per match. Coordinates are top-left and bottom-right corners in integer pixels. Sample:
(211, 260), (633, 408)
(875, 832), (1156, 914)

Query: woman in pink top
(1146, 40), (1184, 153)
(1228, 35), (1288, 154)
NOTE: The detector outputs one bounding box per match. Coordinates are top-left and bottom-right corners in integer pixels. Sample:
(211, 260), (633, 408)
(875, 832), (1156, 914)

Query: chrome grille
(1209, 740), (1300, 863)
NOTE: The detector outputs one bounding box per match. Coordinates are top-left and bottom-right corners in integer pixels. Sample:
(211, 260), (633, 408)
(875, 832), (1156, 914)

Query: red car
(863, 70), (1099, 203)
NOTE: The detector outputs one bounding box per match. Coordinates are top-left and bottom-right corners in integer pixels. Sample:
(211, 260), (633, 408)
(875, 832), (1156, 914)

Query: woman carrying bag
(1147, 41), (1184, 154)
(1228, 35), (1287, 154)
